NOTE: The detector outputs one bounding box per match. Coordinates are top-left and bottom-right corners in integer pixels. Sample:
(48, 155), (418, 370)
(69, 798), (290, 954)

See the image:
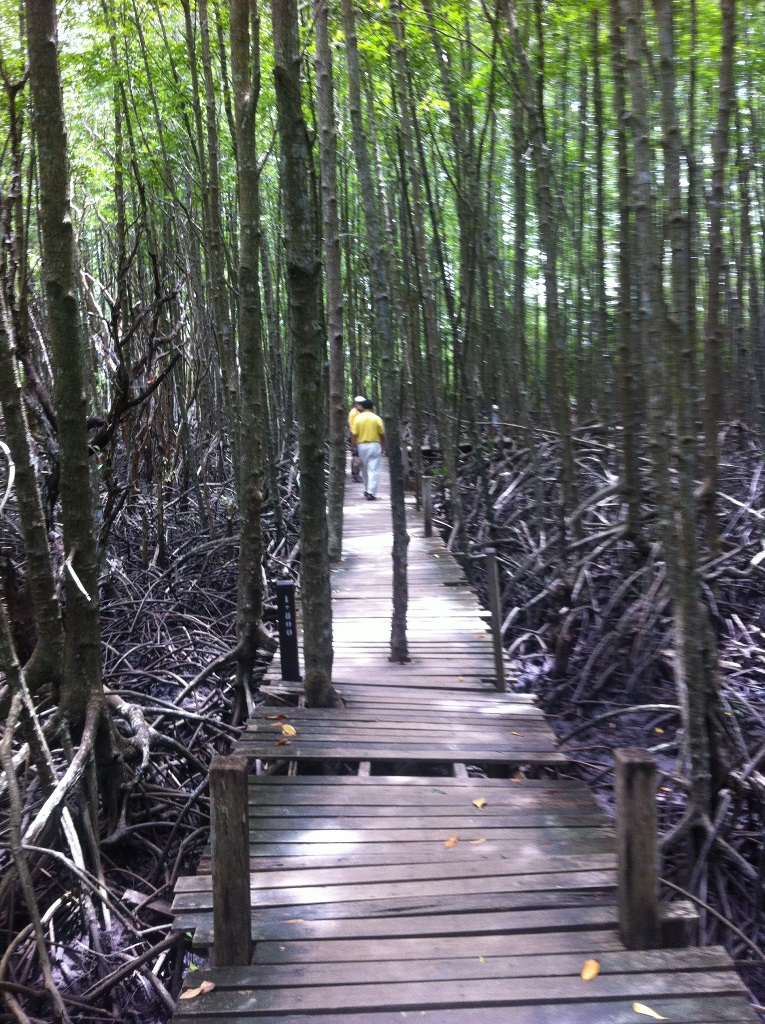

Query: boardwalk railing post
(484, 547), (506, 692)
(276, 579), (302, 682)
(210, 755), (252, 966)
(422, 476), (433, 537)
(615, 748), (661, 949)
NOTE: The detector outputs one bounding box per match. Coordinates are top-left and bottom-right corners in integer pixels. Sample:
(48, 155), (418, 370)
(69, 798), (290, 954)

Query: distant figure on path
(348, 395), (365, 482)
(351, 399), (386, 500)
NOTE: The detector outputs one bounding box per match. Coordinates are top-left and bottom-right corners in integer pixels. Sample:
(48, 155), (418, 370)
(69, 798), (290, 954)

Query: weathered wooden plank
(203, 902), (620, 942)
(246, 774), (577, 789)
(182, 945), (737, 989)
(176, 967), (747, 1015)
(246, 799), (596, 817)
(244, 784), (589, 806)
(172, 995), (760, 1024)
(172, 868), (616, 912)
(175, 851), (616, 892)
(196, 834), (618, 871)
(254, 926), (626, 964)
(173, 889), (617, 935)
(240, 813), (607, 836)
(248, 708), (550, 725)
(246, 719), (554, 737)
(234, 745), (566, 764)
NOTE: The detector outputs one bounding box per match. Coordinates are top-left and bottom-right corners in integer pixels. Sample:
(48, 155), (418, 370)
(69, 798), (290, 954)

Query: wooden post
(615, 748), (661, 949)
(484, 547), (506, 692)
(210, 755), (252, 966)
(422, 475), (432, 537)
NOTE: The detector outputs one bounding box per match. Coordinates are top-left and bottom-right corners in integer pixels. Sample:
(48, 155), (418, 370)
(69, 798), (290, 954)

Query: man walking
(348, 395), (365, 482)
(351, 399), (386, 500)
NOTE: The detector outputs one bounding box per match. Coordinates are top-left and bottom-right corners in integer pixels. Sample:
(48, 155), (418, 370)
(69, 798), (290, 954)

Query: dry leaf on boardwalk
(469, 838), (487, 845)
(472, 798), (488, 810)
(275, 739), (290, 746)
(281, 724), (297, 736)
(180, 980), (216, 1000)
(632, 1003), (667, 1020)
(580, 959), (600, 981)
(444, 836), (459, 849)
(265, 713), (288, 720)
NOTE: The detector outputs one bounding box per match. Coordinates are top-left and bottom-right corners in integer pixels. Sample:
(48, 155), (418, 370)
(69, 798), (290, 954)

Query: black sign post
(275, 580), (302, 682)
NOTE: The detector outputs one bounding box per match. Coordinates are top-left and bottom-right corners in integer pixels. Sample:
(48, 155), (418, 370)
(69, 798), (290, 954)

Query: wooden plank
(173, 995), (760, 1024)
(233, 744), (566, 764)
(203, 902), (621, 942)
(175, 968), (747, 1014)
(185, 945), (736, 989)
(253, 926), (626, 964)
(173, 890), (618, 939)
(176, 852), (617, 893)
(246, 774), (578, 789)
(173, 868), (616, 911)
(195, 833), (617, 871)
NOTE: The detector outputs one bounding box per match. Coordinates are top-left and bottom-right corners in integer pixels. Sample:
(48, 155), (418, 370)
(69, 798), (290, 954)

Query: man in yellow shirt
(351, 399), (386, 500)
(348, 395), (365, 482)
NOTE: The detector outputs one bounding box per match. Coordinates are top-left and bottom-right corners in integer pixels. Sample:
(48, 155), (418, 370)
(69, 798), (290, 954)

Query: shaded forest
(1, 0), (765, 1020)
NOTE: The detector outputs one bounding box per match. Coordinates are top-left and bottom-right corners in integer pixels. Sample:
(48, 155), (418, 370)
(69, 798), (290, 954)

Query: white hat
(354, 395), (366, 403)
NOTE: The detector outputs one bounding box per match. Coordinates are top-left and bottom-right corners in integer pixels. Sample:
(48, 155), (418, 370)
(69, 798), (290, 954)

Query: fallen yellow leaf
(180, 980), (216, 1000)
(281, 723), (297, 736)
(469, 838), (487, 845)
(633, 1003), (667, 1020)
(444, 836), (459, 849)
(472, 798), (488, 810)
(580, 959), (600, 981)
(654, 727), (664, 734)
(511, 731), (523, 736)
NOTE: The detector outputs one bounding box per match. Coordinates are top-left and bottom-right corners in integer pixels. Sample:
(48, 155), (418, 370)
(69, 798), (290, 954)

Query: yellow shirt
(353, 410), (385, 444)
(348, 407), (360, 433)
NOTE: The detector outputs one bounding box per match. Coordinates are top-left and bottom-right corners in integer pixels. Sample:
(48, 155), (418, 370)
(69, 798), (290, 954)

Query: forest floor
(2, 424), (765, 1022)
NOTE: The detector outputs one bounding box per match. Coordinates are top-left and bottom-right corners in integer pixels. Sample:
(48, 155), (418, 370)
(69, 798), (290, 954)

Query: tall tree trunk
(609, 0), (643, 547)
(200, 0), (239, 466)
(702, 0), (736, 554)
(231, 0), (265, 702)
(341, 0), (409, 662)
(653, 0), (716, 823)
(592, 9), (611, 425)
(25, 0), (112, 780)
(574, 60), (589, 417)
(270, 0), (340, 706)
(314, 0), (346, 563)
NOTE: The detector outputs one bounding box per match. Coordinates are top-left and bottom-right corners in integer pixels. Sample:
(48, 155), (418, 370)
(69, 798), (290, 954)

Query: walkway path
(171, 464), (756, 1023)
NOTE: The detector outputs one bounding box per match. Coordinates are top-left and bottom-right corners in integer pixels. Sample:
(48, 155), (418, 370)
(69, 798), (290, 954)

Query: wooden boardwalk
(171, 466), (757, 1023)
